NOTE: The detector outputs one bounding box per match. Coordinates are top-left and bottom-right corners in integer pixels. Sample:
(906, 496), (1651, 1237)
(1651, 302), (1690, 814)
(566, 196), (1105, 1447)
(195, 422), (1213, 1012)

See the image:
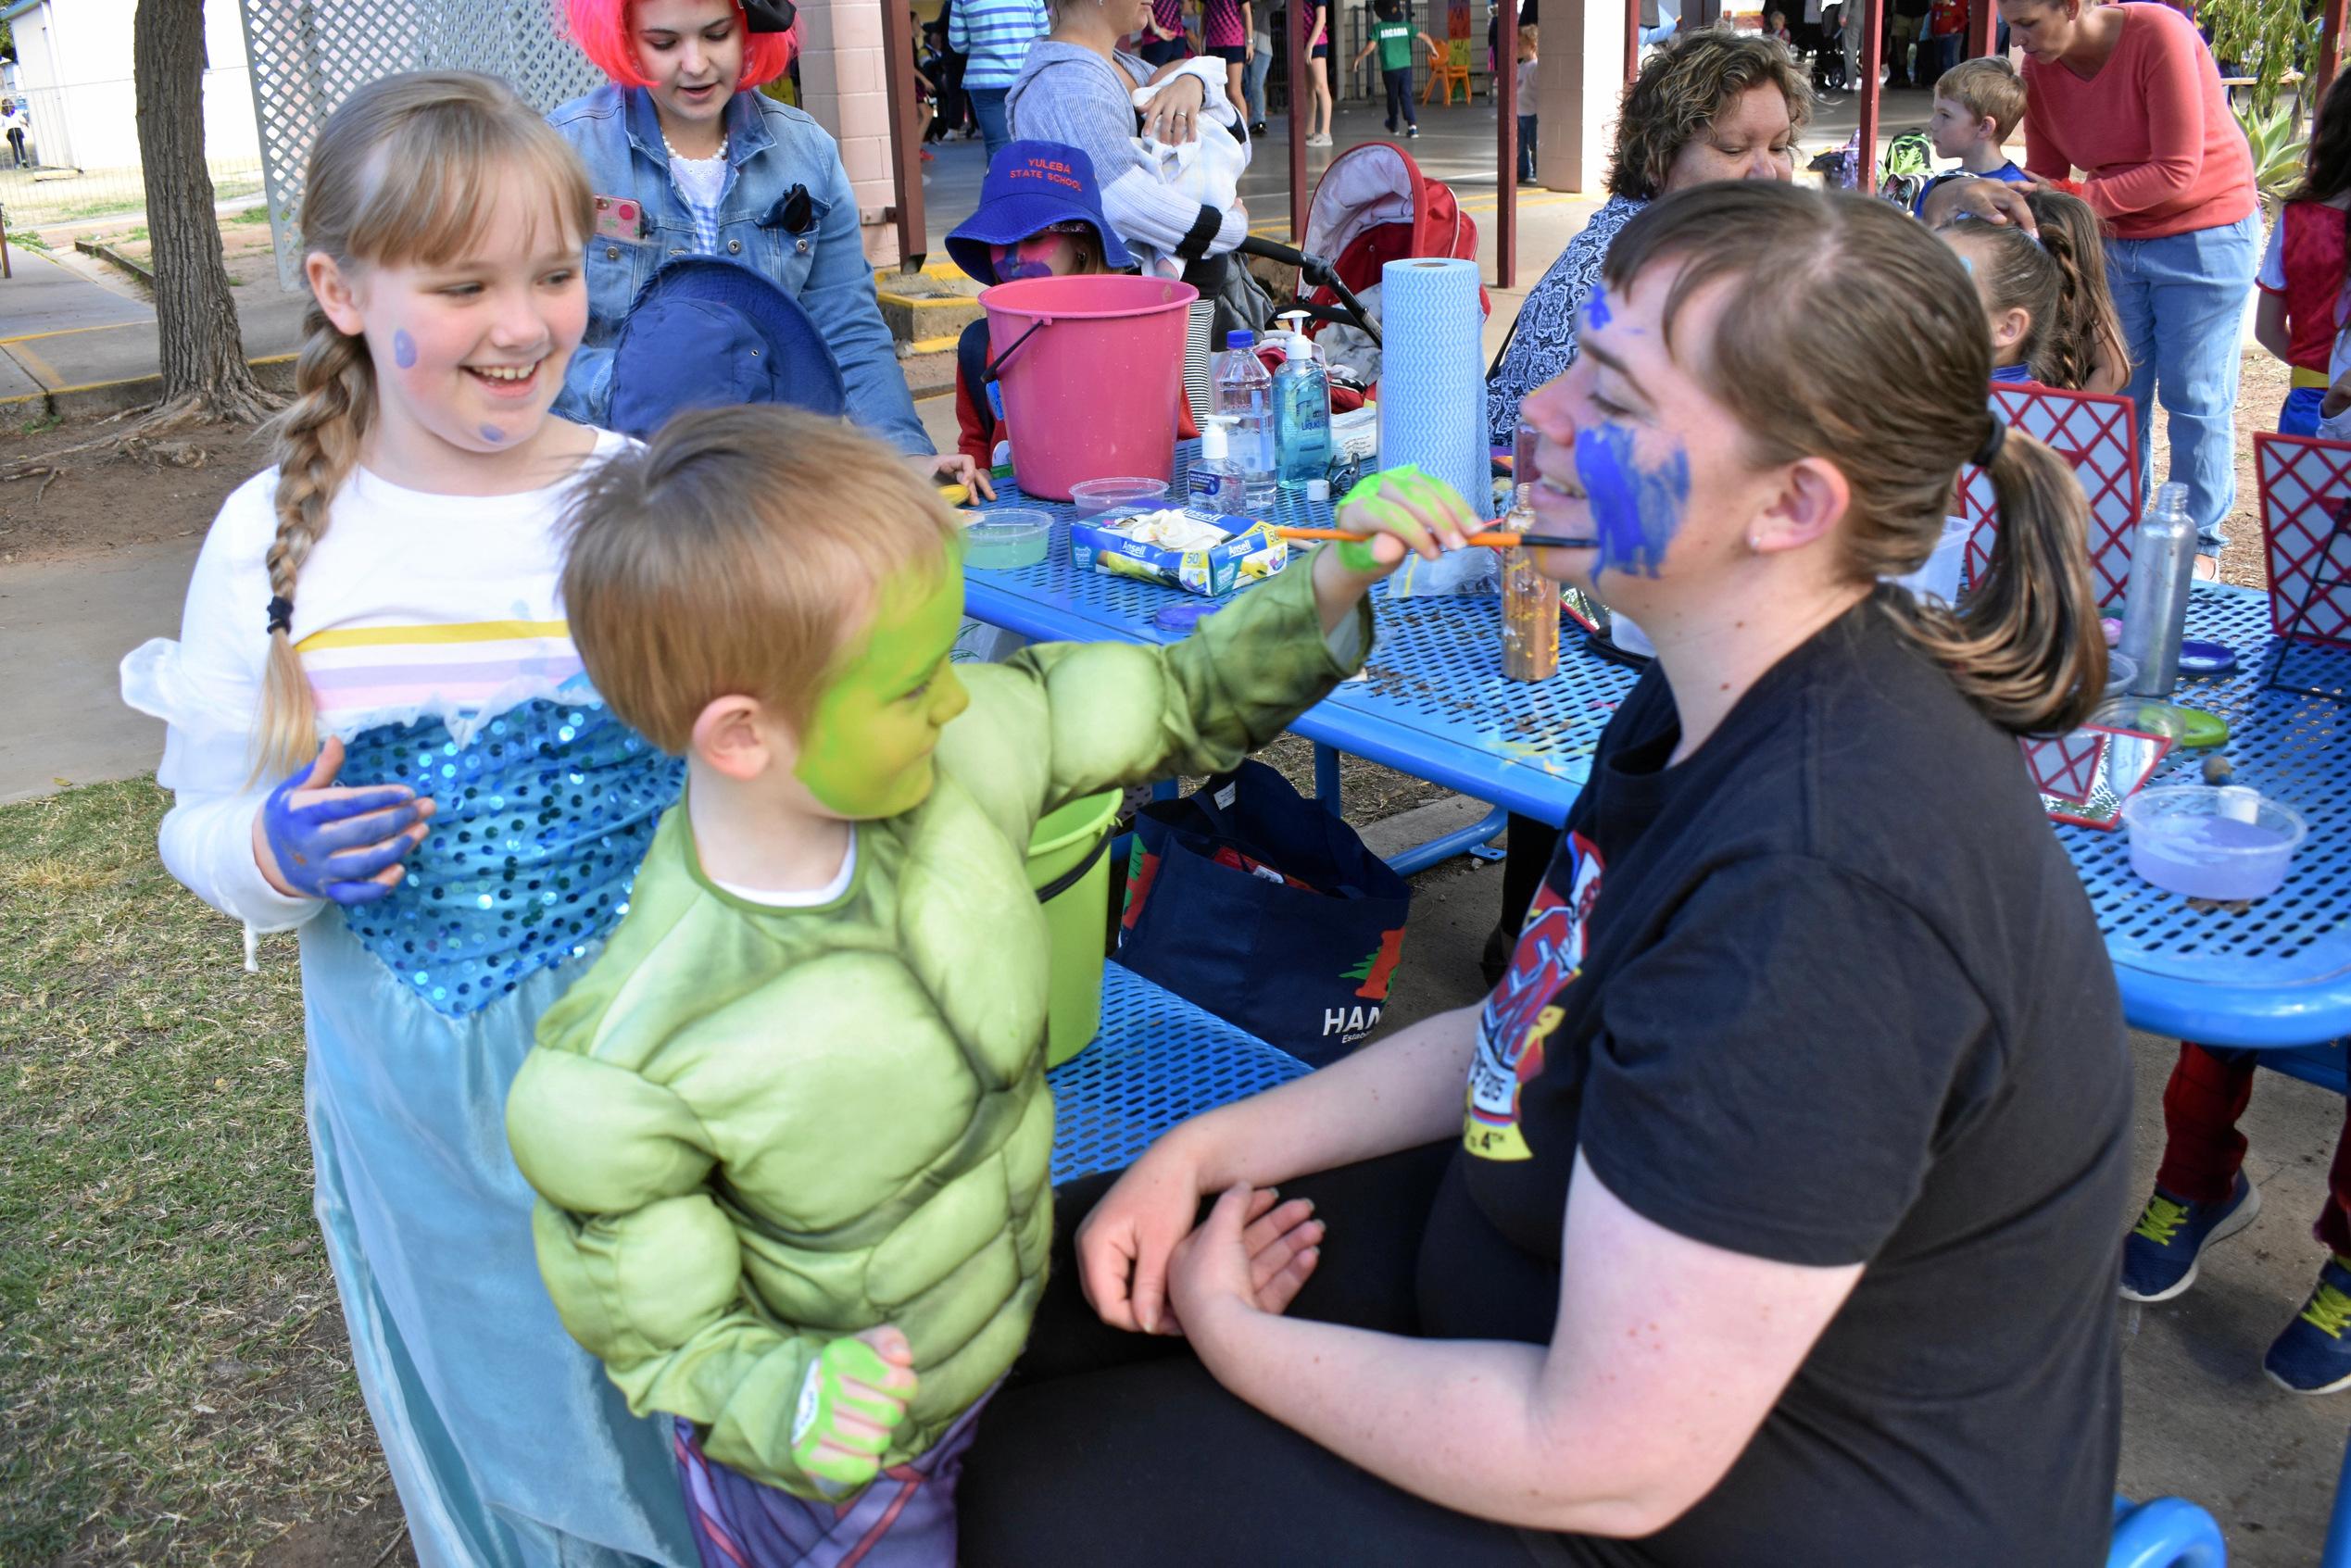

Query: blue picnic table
(966, 448), (2351, 1058)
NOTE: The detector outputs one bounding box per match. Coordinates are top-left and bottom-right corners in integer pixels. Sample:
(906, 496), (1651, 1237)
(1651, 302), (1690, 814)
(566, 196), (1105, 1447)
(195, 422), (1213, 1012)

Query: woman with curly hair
(1483, 27), (1812, 450)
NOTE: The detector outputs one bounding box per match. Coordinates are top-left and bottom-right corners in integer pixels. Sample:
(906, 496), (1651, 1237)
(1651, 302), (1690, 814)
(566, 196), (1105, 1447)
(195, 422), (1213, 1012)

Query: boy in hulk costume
(504, 408), (1477, 1567)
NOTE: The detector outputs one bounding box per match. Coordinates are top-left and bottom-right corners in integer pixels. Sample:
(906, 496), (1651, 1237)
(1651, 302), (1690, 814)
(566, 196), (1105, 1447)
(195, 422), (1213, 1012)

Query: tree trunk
(132, 0), (274, 423)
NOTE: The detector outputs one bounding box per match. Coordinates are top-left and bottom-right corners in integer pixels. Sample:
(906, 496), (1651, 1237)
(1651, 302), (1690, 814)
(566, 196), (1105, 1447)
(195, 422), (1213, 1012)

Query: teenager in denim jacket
(551, 0), (976, 493)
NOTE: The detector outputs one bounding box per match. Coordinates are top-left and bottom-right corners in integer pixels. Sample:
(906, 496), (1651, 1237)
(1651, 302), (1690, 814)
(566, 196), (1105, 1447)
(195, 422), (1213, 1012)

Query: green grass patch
(228, 207), (273, 227)
(0, 780), (386, 1563)
(8, 228), (50, 252)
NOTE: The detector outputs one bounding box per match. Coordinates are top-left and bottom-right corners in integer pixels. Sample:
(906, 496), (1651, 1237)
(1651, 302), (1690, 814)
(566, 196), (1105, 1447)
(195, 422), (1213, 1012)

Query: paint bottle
(1188, 416), (1250, 516)
(2119, 483), (2197, 698)
(1500, 485), (1559, 681)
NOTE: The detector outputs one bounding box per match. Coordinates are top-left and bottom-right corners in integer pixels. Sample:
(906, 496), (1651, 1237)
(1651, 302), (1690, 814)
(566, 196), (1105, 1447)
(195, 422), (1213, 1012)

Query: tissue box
(1068, 508), (1289, 596)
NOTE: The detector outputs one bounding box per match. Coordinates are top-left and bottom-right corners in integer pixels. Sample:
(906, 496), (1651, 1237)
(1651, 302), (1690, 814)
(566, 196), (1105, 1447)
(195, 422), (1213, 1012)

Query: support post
(880, 0), (925, 271)
(2321, 0), (2349, 104)
(1967, 0), (1993, 62)
(1499, 8), (1518, 289)
(1289, 13), (1309, 243)
(1624, 0), (1641, 82)
(1859, 0), (1885, 193)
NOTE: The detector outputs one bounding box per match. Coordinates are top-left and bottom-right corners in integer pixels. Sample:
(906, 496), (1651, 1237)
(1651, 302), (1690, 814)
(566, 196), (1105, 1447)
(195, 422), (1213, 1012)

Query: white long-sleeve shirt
(120, 433), (627, 935)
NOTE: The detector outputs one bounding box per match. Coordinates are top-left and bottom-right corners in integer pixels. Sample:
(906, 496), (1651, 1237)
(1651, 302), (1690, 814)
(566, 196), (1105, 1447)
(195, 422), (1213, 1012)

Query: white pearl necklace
(662, 126), (727, 163)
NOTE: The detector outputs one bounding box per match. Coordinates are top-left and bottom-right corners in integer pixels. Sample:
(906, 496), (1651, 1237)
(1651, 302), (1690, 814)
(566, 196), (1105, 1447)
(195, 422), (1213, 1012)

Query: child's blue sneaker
(2264, 1256), (2351, 1395)
(2118, 1173), (2260, 1303)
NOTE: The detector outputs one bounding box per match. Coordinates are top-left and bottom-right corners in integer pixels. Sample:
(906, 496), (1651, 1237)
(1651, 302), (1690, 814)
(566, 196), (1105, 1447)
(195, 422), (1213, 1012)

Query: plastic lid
(1226, 330), (1255, 349)
(1305, 478), (1330, 502)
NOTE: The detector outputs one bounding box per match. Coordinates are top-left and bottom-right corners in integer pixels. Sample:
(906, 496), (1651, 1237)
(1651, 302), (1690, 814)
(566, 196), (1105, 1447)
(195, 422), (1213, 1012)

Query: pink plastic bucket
(978, 274), (1199, 501)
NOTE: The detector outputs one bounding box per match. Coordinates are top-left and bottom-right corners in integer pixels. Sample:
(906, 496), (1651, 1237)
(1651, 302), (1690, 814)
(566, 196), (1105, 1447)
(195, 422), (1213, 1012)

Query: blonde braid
(254, 304), (374, 780)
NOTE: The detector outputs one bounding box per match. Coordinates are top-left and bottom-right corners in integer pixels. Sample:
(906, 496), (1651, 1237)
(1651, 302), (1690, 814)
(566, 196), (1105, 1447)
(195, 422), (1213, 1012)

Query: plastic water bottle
(1214, 330), (1276, 510)
(1188, 415), (1249, 516)
(1273, 315), (1331, 494)
(2119, 482), (2197, 697)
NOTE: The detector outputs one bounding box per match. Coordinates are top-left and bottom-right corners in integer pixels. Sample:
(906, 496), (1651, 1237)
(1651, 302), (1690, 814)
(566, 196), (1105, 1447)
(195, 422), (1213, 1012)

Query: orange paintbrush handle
(1276, 526), (1527, 547)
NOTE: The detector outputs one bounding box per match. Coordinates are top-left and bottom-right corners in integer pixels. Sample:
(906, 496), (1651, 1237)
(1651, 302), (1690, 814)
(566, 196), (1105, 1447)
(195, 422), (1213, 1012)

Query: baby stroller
(1814, 2), (1851, 92)
(1236, 140), (1490, 388)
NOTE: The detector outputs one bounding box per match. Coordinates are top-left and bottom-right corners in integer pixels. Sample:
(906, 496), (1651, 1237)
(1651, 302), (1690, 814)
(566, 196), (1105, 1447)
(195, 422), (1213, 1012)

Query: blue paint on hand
(393, 329), (418, 369)
(1573, 421), (1689, 581)
(480, 424), (507, 443)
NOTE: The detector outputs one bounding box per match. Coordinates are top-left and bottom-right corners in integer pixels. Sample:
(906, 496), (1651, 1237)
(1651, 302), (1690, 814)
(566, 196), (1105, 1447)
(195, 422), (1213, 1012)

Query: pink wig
(566, 0), (798, 91)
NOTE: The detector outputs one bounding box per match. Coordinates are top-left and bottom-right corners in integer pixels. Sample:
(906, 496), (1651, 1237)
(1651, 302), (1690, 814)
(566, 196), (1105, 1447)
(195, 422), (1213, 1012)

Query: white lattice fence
(238, 0), (607, 290)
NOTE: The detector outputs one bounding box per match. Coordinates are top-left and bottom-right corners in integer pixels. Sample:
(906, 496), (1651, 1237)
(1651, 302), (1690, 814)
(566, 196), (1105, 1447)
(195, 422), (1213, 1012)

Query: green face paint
(794, 563), (970, 819)
(1335, 538), (1380, 571)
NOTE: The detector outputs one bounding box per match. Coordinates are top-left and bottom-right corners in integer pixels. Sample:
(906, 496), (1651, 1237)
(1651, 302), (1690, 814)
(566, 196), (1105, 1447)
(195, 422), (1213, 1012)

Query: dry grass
(0, 779), (388, 1566)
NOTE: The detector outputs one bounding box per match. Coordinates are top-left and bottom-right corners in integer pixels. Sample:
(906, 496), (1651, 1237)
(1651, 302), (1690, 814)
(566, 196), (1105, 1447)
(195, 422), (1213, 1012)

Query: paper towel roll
(1378, 257), (1490, 518)
(1377, 257), (1493, 595)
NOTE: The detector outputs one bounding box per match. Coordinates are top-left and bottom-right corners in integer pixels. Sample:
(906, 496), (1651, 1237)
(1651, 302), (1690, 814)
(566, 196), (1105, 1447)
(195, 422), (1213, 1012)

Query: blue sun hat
(946, 141), (1135, 285)
(608, 257), (845, 440)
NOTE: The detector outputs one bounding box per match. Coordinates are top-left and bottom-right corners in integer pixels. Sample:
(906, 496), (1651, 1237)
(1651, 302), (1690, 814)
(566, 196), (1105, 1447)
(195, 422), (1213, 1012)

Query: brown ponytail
(1600, 183), (2107, 735)
(249, 70), (593, 780)
(2023, 188), (2127, 395)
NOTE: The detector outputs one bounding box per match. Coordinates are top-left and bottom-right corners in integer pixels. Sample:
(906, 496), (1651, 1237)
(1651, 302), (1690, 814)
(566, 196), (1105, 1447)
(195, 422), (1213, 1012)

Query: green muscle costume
(506, 562), (1368, 1499)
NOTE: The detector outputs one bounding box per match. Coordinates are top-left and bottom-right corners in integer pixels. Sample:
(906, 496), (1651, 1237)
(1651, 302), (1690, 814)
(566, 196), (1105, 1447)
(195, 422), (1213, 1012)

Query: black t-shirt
(1417, 593), (2130, 1568)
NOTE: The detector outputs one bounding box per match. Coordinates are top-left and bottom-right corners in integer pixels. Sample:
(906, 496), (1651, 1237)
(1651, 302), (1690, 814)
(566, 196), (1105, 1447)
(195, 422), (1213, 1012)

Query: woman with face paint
(549, 0), (979, 495)
(958, 185), (2129, 1568)
(1481, 25), (1811, 979)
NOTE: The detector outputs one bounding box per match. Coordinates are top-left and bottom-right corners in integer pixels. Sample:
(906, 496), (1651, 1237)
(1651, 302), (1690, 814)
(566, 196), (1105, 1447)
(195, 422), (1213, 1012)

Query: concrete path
(0, 536), (196, 804)
(0, 244), (312, 400)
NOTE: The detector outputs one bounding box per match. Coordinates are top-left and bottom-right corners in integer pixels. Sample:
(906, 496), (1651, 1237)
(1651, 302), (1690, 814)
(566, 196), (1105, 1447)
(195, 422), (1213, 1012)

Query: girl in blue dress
(121, 71), (698, 1568)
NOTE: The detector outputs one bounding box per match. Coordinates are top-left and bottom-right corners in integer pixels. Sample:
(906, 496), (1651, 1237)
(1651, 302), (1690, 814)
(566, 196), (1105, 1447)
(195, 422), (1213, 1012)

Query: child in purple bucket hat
(945, 140), (1196, 494)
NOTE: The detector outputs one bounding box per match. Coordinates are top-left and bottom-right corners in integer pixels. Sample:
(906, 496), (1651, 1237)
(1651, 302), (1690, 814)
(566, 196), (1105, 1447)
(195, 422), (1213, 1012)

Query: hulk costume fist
(791, 1326), (919, 1494)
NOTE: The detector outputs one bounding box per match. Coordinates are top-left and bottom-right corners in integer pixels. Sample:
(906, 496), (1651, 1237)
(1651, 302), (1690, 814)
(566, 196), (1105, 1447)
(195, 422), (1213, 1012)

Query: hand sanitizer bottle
(1188, 415), (1250, 516)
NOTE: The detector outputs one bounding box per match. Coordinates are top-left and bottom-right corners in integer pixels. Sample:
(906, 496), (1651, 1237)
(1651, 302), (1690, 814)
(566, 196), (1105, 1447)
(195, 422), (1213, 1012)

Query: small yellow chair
(1423, 38), (1472, 106)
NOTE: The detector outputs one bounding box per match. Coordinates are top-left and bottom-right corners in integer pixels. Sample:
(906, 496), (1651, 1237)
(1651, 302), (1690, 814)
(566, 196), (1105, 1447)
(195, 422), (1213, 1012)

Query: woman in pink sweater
(2004, 0), (2258, 559)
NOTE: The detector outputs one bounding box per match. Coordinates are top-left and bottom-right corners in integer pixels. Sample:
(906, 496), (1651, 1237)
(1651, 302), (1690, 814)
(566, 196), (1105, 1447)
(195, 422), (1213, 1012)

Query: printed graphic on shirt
(1464, 832), (1603, 1161)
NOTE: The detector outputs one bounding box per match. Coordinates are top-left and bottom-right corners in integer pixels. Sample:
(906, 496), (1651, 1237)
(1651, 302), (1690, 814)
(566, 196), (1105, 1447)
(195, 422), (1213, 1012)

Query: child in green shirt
(1351, 0), (1442, 137)
(505, 407), (1477, 1565)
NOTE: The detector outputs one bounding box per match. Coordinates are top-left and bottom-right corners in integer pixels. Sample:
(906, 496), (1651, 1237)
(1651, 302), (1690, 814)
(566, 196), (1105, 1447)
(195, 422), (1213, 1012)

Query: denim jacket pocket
(747, 186), (833, 296)
(585, 234), (665, 343)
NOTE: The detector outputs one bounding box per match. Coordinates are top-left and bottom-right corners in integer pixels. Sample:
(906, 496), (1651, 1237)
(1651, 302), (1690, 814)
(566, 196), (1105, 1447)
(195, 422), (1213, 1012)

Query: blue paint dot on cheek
(393, 329), (418, 369)
(480, 424), (506, 443)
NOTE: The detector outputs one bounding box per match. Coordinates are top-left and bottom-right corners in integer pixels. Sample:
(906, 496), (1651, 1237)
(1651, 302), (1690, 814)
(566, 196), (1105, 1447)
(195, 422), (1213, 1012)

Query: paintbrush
(1275, 526), (1598, 549)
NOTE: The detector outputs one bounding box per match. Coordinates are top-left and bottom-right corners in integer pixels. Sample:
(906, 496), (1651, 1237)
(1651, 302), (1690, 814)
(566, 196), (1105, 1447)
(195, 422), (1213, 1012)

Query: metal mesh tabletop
(1048, 963), (1308, 1182)
(968, 460), (2351, 1046)
(962, 447), (1637, 823)
(2061, 583), (2351, 1046)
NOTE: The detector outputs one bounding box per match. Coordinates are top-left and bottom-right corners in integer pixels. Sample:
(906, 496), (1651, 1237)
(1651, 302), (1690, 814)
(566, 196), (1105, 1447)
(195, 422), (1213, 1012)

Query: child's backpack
(1879, 129), (1936, 211)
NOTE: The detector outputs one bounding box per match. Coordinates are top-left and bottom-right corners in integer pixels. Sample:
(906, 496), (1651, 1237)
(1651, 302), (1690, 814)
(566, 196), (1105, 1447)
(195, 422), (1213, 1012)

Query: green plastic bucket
(1027, 790), (1121, 1067)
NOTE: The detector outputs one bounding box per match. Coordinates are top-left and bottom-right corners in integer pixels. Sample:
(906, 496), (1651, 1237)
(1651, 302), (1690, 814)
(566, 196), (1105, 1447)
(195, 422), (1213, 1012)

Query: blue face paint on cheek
(393, 329), (418, 369)
(1572, 421), (1691, 581)
(480, 424), (506, 443)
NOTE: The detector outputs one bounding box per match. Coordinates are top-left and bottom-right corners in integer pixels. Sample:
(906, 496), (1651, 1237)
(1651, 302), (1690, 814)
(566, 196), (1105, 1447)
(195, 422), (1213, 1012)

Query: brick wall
(794, 0), (902, 267)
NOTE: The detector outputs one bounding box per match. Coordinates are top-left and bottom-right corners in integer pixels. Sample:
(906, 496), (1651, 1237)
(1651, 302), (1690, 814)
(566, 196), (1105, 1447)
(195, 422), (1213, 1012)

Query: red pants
(2156, 1042), (2351, 1255)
